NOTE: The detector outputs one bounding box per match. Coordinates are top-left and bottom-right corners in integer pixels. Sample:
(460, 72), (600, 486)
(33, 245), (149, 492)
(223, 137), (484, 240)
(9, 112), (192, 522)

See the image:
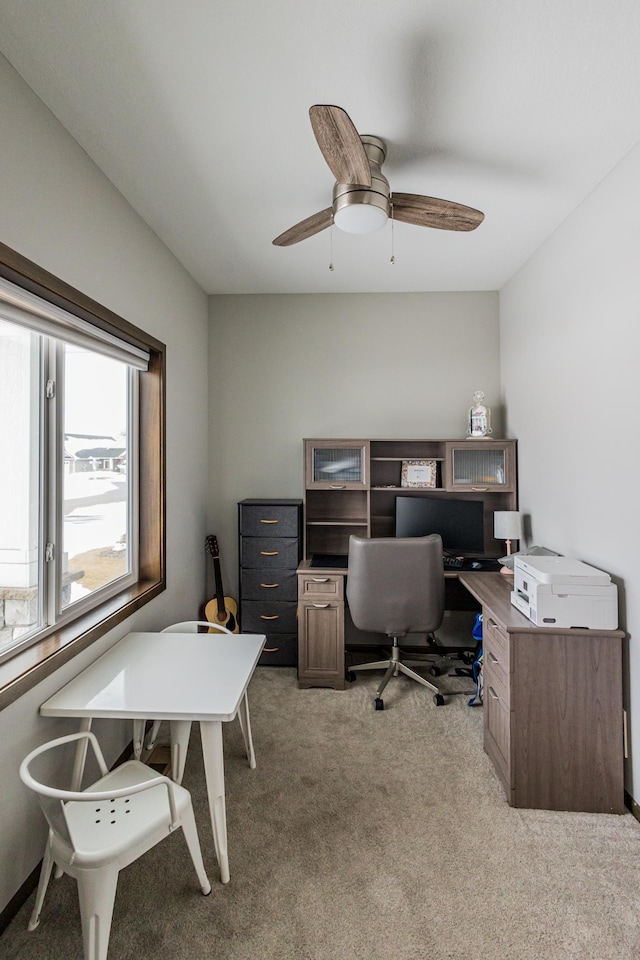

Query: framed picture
(401, 459), (438, 488)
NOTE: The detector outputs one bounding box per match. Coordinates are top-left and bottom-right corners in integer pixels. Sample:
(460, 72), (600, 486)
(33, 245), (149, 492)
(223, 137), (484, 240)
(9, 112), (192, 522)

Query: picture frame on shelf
(401, 459), (438, 488)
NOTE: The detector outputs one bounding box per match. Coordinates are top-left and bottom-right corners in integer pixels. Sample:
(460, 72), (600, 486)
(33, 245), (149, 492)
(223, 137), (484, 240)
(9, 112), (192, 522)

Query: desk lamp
(494, 511), (522, 575)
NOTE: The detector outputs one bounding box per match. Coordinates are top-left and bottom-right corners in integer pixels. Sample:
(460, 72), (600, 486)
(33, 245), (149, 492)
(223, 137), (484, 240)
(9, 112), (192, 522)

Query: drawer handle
(312, 602), (329, 608)
(260, 583), (280, 588)
(329, 484), (347, 489)
(487, 618), (497, 628)
(260, 519), (279, 523)
(312, 577), (330, 582)
(471, 486), (489, 491)
(488, 686), (500, 701)
(488, 652), (500, 665)
(260, 551), (279, 556)
(262, 646), (279, 653)
(260, 614), (280, 620)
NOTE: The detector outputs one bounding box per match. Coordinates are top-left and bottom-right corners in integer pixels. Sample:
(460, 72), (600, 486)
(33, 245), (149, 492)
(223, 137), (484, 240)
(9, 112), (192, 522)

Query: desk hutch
(297, 437), (517, 690)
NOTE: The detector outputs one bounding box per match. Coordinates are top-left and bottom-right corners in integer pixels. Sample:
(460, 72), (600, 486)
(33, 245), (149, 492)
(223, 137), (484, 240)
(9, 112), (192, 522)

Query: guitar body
(204, 596), (239, 632)
(204, 535), (240, 634)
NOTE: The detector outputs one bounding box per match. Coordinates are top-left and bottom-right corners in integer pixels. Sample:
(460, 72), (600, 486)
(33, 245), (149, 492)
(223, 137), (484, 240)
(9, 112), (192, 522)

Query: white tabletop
(41, 631), (266, 722)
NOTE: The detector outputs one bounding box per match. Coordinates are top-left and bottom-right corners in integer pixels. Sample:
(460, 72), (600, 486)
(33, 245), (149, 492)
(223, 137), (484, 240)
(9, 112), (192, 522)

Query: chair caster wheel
(346, 671), (356, 682)
(433, 693), (445, 706)
(374, 697), (384, 711)
(429, 666), (441, 677)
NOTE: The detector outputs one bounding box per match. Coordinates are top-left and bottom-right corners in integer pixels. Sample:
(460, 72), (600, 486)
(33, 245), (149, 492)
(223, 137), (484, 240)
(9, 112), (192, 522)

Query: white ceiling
(1, 1), (640, 295)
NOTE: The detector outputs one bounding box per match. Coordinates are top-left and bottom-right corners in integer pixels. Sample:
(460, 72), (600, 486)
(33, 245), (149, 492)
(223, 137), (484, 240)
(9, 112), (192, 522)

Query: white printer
(511, 555), (618, 629)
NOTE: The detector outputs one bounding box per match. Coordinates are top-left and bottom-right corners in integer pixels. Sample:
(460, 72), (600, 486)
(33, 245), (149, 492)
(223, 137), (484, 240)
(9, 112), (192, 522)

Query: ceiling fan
(273, 104), (484, 247)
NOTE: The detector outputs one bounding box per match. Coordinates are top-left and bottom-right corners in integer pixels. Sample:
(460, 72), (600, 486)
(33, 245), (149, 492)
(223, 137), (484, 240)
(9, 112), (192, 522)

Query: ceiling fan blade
(309, 105), (372, 187)
(391, 193), (484, 232)
(272, 207), (333, 246)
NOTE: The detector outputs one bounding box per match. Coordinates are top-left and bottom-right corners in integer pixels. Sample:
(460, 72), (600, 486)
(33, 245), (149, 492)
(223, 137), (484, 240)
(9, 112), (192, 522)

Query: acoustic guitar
(204, 535), (239, 633)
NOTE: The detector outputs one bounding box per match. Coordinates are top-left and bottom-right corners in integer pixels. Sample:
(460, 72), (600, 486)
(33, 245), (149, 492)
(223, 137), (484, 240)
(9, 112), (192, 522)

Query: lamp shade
(494, 511), (522, 540)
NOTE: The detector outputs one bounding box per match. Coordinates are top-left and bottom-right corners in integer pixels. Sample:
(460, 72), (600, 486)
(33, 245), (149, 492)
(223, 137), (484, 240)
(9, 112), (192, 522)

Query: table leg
(237, 692), (256, 769)
(199, 720), (229, 884)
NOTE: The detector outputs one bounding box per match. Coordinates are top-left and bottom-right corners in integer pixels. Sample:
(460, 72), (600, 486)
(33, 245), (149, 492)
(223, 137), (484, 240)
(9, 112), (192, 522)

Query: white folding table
(40, 630), (265, 883)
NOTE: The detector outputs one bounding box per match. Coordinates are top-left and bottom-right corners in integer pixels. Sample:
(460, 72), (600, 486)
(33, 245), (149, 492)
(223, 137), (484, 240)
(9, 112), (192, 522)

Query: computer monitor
(395, 496), (484, 555)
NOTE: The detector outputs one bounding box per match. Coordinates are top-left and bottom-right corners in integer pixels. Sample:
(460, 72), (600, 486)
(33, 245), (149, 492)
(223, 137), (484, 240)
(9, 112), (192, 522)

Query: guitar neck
(212, 558), (227, 615)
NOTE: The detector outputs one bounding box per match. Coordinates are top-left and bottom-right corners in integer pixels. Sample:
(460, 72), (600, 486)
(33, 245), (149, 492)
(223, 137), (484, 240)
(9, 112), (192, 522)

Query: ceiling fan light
(334, 203), (389, 234)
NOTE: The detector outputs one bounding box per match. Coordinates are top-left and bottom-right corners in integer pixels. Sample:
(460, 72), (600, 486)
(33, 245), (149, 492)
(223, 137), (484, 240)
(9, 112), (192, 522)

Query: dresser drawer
(241, 569), (297, 602)
(240, 503), (300, 538)
(241, 537), (300, 569)
(258, 633), (297, 666)
(298, 574), (344, 601)
(241, 600), (298, 633)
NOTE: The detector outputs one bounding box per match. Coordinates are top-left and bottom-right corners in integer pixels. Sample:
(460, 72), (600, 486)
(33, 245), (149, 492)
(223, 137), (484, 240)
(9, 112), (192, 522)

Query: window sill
(0, 579), (164, 711)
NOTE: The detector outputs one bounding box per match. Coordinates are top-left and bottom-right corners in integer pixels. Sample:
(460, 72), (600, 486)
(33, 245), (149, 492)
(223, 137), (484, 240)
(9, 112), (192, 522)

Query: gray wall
(207, 291), (501, 597)
(500, 140), (640, 800)
(0, 55), (210, 910)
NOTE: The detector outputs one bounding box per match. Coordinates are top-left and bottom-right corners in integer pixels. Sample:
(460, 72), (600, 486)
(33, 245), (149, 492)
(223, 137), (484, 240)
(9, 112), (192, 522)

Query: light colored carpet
(3, 666), (640, 960)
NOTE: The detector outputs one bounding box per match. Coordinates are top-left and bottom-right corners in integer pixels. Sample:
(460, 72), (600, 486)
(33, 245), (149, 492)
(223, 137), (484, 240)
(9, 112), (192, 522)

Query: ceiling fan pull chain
(329, 223), (334, 271)
(390, 208), (396, 265)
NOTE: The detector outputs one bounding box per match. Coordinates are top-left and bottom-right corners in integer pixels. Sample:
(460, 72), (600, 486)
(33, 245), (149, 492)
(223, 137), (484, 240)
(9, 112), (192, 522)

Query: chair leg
(132, 719), (146, 760)
(375, 662), (397, 697)
(145, 719), (163, 754)
(27, 838), (56, 931)
(349, 658), (393, 673)
(397, 661), (440, 695)
(237, 692), (256, 769)
(169, 720), (193, 784)
(180, 801), (212, 896)
(76, 864), (119, 960)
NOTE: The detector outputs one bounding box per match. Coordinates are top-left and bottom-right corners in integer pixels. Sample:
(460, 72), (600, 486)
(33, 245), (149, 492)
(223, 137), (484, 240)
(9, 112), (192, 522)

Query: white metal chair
(20, 731), (211, 960)
(134, 621), (255, 784)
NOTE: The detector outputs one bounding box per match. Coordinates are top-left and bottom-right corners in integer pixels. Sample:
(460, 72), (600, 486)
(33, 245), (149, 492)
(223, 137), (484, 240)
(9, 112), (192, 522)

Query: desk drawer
(241, 537), (299, 569)
(485, 672), (511, 783)
(241, 569), (297, 602)
(299, 574), (344, 601)
(240, 504), (300, 538)
(241, 600), (297, 634)
(483, 613), (510, 673)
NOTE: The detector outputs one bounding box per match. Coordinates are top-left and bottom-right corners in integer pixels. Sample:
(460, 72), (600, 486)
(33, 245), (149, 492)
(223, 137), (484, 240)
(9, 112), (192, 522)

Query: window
(0, 243), (165, 702)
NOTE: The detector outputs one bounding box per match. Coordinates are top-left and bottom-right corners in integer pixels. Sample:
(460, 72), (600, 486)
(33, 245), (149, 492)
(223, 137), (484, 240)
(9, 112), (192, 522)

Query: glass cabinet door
(445, 441), (515, 491)
(305, 440), (369, 489)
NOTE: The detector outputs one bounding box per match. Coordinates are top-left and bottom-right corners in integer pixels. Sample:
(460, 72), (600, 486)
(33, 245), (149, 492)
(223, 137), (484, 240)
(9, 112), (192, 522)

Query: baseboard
(625, 789), (638, 820)
(0, 738), (135, 936)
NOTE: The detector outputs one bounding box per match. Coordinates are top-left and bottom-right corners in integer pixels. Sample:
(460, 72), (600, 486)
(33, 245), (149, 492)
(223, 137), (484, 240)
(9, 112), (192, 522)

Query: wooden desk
(459, 573), (625, 813)
(40, 630), (266, 882)
(297, 564), (625, 813)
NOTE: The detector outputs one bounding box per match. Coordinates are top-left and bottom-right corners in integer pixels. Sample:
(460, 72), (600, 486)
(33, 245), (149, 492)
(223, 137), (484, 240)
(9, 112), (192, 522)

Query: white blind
(0, 276), (150, 370)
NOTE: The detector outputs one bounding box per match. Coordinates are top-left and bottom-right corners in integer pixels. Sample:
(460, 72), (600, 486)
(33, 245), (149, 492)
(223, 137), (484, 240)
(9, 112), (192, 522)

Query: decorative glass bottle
(467, 391), (492, 439)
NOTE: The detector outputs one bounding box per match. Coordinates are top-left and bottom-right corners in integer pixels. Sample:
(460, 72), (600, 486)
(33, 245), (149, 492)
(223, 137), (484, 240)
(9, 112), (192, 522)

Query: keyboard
(443, 555), (464, 569)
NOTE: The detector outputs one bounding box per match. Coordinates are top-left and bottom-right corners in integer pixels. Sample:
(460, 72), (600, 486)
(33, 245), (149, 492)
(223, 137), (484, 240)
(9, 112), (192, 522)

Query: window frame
(0, 240), (166, 711)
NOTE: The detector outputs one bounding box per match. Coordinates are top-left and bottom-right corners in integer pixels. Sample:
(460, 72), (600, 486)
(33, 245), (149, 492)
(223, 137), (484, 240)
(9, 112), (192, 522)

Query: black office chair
(346, 533), (448, 710)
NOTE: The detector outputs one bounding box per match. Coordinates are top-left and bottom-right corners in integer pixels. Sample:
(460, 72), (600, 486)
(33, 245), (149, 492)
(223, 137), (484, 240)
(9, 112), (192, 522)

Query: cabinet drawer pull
(260, 551), (279, 556)
(260, 519), (279, 523)
(262, 646), (279, 653)
(329, 484), (347, 489)
(260, 614), (280, 620)
(312, 577), (330, 582)
(312, 602), (329, 608)
(471, 486), (489, 491)
(260, 582), (280, 588)
(488, 686), (500, 701)
(488, 652), (500, 665)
